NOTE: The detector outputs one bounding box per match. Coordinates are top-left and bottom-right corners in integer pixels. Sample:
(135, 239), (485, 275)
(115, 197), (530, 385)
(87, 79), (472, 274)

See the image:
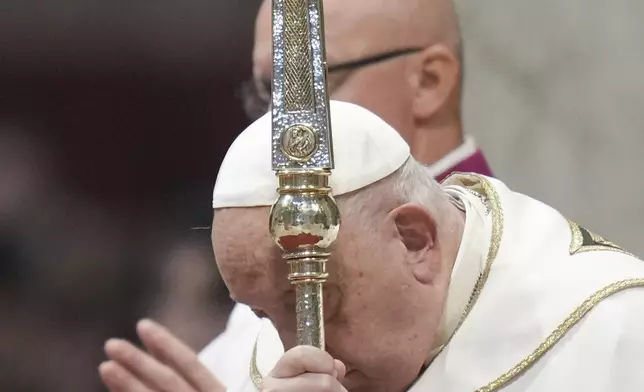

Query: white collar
(425, 135), (479, 178)
(428, 185), (491, 360)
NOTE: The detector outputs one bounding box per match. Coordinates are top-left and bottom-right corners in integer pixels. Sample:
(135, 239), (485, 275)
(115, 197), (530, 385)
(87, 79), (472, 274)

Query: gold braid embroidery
(475, 278), (644, 392)
(568, 220), (634, 257)
(249, 339), (263, 389)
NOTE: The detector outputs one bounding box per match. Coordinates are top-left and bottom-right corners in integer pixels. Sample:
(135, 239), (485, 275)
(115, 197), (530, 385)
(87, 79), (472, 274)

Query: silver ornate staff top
(271, 0), (334, 170)
(268, 0), (340, 349)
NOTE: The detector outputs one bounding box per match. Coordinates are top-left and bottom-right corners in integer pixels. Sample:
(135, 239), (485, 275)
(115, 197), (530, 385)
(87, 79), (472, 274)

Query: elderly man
(205, 0), (492, 367)
(101, 101), (644, 392)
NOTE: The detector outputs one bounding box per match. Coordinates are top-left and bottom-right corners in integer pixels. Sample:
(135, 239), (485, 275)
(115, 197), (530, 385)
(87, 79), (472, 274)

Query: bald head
(254, 0), (462, 74)
(252, 0), (465, 165)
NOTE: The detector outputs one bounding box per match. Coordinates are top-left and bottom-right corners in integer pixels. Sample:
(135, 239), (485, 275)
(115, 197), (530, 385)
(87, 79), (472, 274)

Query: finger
(269, 346), (336, 379)
(334, 359), (347, 381)
(263, 372), (347, 392)
(99, 361), (153, 392)
(136, 319), (226, 392)
(104, 339), (194, 392)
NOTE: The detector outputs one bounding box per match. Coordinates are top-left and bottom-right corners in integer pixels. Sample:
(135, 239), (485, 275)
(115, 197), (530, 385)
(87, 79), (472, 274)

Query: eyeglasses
(239, 47), (424, 121)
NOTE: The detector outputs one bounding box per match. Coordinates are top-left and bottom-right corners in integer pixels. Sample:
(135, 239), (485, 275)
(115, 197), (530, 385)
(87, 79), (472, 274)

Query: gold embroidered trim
(428, 174), (504, 362)
(568, 220), (633, 257)
(249, 338), (263, 389)
(475, 278), (644, 392)
(249, 173), (504, 389)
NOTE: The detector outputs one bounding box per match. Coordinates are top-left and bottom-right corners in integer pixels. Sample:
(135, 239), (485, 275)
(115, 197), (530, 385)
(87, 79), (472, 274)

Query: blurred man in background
(242, 0), (492, 182)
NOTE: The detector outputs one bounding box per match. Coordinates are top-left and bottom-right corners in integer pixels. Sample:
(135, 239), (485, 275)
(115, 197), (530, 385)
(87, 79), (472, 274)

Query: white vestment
(200, 174), (644, 391)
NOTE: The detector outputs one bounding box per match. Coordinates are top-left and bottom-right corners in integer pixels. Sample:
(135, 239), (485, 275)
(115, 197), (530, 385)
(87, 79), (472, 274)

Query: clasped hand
(263, 345), (347, 392)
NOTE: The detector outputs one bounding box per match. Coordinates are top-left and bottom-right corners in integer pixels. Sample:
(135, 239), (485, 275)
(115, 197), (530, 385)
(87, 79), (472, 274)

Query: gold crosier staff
(268, 0), (339, 349)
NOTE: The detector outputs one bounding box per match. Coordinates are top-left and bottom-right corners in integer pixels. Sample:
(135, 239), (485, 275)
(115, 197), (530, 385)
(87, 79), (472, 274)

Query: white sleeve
(198, 304), (263, 390)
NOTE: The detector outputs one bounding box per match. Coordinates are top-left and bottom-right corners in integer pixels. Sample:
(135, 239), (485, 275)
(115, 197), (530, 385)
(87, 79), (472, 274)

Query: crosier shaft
(270, 0), (337, 351)
(295, 282), (325, 348)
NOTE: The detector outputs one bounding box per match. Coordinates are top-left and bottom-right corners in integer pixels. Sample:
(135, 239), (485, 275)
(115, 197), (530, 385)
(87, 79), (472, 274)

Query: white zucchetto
(212, 100), (410, 209)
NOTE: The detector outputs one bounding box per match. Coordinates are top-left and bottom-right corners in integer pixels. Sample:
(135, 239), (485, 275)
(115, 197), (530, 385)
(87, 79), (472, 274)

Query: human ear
(409, 44), (460, 120)
(388, 204), (439, 283)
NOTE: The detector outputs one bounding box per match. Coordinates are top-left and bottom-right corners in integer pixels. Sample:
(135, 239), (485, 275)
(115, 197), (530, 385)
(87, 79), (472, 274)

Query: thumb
(333, 359), (347, 381)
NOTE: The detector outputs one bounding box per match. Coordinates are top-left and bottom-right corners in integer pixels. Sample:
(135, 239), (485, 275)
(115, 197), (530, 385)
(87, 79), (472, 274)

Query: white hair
(213, 159), (452, 232)
(337, 158), (451, 226)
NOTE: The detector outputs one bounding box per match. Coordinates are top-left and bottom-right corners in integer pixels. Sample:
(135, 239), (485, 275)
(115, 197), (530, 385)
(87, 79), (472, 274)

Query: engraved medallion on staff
(281, 125), (318, 161)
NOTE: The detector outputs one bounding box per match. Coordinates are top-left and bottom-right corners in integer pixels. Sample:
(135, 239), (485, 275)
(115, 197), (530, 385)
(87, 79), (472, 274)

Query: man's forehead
(252, 0), (378, 75)
(212, 208), (289, 302)
(253, 0), (459, 77)
(212, 207), (273, 250)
